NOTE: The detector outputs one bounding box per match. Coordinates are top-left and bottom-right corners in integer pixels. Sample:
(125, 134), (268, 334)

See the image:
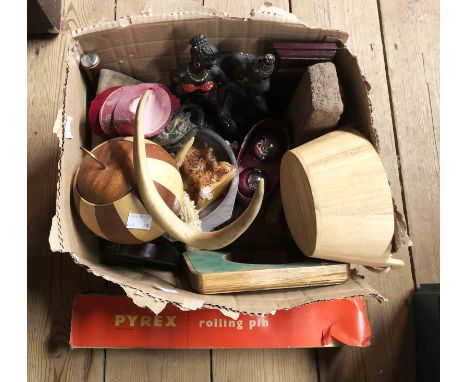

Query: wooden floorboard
(202, 2), (319, 381)
(116, 0), (204, 18)
(104, 350), (211, 382)
(27, 1), (114, 381)
(290, 1), (417, 381)
(204, 0), (289, 16)
(378, 0), (440, 285)
(211, 349), (318, 382)
(102, 3), (211, 382)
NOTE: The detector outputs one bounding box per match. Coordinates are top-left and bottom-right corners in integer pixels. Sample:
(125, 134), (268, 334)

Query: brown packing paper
(49, 4), (408, 315)
(96, 69), (141, 94)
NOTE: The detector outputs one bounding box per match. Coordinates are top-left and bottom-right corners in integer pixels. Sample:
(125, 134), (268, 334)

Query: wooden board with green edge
(183, 250), (350, 294)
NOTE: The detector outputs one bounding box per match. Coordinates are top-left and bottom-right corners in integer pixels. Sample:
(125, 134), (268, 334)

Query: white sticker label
(126, 213), (152, 230)
(64, 116), (73, 139)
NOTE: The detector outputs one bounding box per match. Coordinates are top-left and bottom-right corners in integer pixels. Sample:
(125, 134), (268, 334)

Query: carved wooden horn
(133, 90), (264, 249)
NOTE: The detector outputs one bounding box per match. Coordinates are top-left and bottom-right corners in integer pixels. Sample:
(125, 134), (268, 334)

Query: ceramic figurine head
(189, 34), (218, 70)
(248, 53), (275, 81)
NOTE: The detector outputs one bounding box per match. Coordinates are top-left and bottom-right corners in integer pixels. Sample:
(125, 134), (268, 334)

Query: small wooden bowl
(280, 127), (403, 268)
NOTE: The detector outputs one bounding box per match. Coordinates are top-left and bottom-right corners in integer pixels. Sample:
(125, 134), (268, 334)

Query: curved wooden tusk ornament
(174, 136), (195, 168)
(133, 90), (264, 249)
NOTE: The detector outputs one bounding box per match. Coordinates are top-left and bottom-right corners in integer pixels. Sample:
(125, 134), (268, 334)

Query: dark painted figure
(172, 34), (226, 109)
(217, 52), (275, 139)
(173, 34), (275, 141)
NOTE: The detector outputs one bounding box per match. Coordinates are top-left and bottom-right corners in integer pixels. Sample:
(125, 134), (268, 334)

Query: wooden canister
(73, 137), (183, 245)
(280, 127), (403, 268)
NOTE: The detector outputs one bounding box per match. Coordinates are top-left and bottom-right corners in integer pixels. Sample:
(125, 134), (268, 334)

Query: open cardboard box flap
(49, 3), (408, 316)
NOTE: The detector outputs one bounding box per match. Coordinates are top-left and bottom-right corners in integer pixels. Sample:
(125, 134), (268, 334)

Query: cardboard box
(48, 4), (409, 317)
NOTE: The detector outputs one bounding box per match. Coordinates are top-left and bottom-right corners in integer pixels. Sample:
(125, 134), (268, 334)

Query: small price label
(126, 213), (152, 230)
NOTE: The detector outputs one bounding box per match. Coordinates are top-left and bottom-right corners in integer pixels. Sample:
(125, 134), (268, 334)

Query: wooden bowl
(280, 127), (403, 268)
(73, 137), (183, 244)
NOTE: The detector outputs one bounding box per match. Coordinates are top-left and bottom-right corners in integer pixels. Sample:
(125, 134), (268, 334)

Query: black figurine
(216, 52), (276, 140)
(172, 35), (249, 139)
(172, 34), (226, 108)
(172, 35), (276, 141)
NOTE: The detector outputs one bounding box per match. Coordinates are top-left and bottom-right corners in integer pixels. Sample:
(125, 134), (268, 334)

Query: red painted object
(99, 86), (125, 137)
(113, 83), (171, 137)
(88, 86), (121, 137)
(237, 119), (289, 204)
(88, 84), (180, 139)
(70, 295), (371, 348)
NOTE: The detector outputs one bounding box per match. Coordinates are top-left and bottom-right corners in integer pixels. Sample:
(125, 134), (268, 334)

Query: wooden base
(183, 250), (349, 294)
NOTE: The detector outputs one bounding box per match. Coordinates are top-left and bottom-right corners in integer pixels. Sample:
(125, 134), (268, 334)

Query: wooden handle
(175, 136), (195, 168)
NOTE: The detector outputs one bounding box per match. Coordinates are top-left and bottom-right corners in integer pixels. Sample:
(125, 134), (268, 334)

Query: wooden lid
(77, 138), (178, 205)
(77, 139), (134, 205)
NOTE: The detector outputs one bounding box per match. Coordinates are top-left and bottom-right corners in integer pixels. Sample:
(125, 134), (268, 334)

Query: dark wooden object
(27, 0), (62, 36)
(414, 284), (440, 382)
(271, 42), (340, 70)
(100, 238), (182, 270)
(267, 41), (340, 118)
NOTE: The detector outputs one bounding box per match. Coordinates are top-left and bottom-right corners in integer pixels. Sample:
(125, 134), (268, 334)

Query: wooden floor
(27, 0), (439, 381)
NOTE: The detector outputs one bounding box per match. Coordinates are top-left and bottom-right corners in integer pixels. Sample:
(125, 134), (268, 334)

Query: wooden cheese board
(183, 249), (349, 294)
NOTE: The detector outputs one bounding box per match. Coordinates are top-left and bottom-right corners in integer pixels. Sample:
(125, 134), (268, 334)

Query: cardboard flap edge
(66, 248), (386, 315)
(70, 5), (348, 44)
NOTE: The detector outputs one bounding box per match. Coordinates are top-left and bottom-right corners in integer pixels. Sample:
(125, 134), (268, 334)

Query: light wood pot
(280, 127), (404, 268)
